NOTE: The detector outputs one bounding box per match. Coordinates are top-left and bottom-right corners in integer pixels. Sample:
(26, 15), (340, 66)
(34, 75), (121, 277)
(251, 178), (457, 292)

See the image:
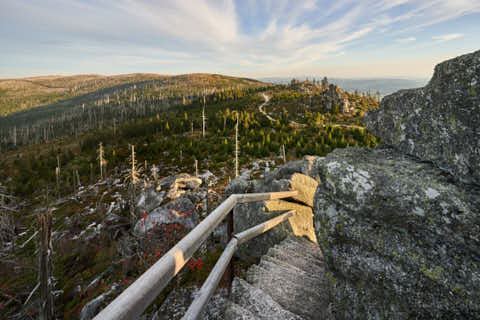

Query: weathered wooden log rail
(94, 191), (298, 320)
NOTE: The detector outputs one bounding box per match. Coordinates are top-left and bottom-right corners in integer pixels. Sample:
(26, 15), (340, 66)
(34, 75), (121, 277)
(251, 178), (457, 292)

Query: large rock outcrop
(313, 147), (480, 319)
(365, 50), (480, 185)
(319, 84), (351, 113)
(312, 50), (480, 319)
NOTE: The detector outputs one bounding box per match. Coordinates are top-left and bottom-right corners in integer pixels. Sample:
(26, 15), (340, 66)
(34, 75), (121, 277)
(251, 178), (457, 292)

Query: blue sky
(1, 0), (479, 79)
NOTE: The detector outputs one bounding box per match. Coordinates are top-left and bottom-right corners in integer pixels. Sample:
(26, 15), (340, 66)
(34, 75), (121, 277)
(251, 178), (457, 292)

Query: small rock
(134, 197), (199, 235)
(135, 188), (166, 214)
(198, 170), (218, 187)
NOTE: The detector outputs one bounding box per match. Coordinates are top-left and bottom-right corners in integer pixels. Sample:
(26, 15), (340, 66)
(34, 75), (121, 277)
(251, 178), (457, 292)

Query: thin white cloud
(1, 0), (479, 78)
(396, 37), (416, 43)
(432, 33), (464, 42)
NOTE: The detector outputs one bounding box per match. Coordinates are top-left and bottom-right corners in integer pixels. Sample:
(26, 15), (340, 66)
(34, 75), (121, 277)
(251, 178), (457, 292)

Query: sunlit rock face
(225, 156), (319, 261)
(312, 146), (480, 319)
(365, 49), (480, 185)
(313, 51), (480, 319)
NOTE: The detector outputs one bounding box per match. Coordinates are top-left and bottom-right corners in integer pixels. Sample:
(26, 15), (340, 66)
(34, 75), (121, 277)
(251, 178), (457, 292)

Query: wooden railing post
(226, 208), (234, 295)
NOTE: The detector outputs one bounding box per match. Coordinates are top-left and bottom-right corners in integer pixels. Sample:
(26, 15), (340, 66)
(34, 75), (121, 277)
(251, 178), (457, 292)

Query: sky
(1, 0), (479, 79)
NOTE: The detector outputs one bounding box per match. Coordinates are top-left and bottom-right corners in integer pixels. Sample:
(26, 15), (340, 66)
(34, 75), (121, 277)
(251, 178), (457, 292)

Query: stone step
(257, 259), (323, 285)
(272, 247), (323, 269)
(246, 263), (329, 320)
(265, 246), (324, 271)
(230, 277), (304, 320)
(279, 237), (324, 261)
(271, 240), (323, 262)
(260, 254), (325, 282)
(266, 245), (325, 272)
(288, 236), (322, 251)
(243, 236), (332, 320)
(269, 244), (324, 268)
(224, 302), (260, 320)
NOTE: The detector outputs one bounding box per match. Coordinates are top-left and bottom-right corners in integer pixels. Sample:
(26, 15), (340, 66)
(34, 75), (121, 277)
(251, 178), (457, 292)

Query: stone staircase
(225, 236), (332, 320)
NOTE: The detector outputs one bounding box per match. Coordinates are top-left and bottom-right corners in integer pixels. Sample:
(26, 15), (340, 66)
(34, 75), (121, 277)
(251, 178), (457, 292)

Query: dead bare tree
(152, 165), (158, 182)
(127, 145), (140, 226)
(75, 170), (81, 188)
(98, 142), (106, 180)
(56, 155), (60, 175)
(55, 167), (60, 198)
(130, 145), (138, 185)
(202, 95), (207, 138)
(38, 210), (53, 320)
(235, 113), (239, 178)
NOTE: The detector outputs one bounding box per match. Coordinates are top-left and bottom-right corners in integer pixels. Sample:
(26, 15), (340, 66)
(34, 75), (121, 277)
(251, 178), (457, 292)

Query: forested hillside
(0, 73), (268, 149)
(0, 74), (167, 116)
(0, 78), (378, 198)
(0, 73), (262, 117)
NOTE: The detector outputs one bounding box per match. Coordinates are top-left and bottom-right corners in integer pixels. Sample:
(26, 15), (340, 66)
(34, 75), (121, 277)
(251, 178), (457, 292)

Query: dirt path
(258, 93), (275, 122)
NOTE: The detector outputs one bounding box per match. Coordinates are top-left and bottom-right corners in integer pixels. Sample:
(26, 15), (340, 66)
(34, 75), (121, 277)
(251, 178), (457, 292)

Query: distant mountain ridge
(258, 77), (428, 96)
(0, 73), (264, 117)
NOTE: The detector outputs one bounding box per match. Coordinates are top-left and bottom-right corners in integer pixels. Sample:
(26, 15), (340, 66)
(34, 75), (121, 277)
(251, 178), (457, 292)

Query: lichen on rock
(365, 49), (480, 185)
(312, 146), (480, 318)
(312, 49), (480, 319)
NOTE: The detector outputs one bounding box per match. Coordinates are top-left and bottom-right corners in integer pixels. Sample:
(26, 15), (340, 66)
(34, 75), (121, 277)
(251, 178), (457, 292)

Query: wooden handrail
(182, 210), (295, 320)
(93, 191), (298, 320)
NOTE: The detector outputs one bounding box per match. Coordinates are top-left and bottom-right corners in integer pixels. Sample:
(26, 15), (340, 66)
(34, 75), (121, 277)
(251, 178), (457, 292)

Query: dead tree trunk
(56, 155), (60, 175)
(152, 165), (158, 182)
(235, 113), (239, 178)
(38, 210), (53, 320)
(55, 167), (60, 199)
(202, 104), (206, 138)
(131, 145), (138, 185)
(75, 170), (81, 188)
(98, 142), (105, 180)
